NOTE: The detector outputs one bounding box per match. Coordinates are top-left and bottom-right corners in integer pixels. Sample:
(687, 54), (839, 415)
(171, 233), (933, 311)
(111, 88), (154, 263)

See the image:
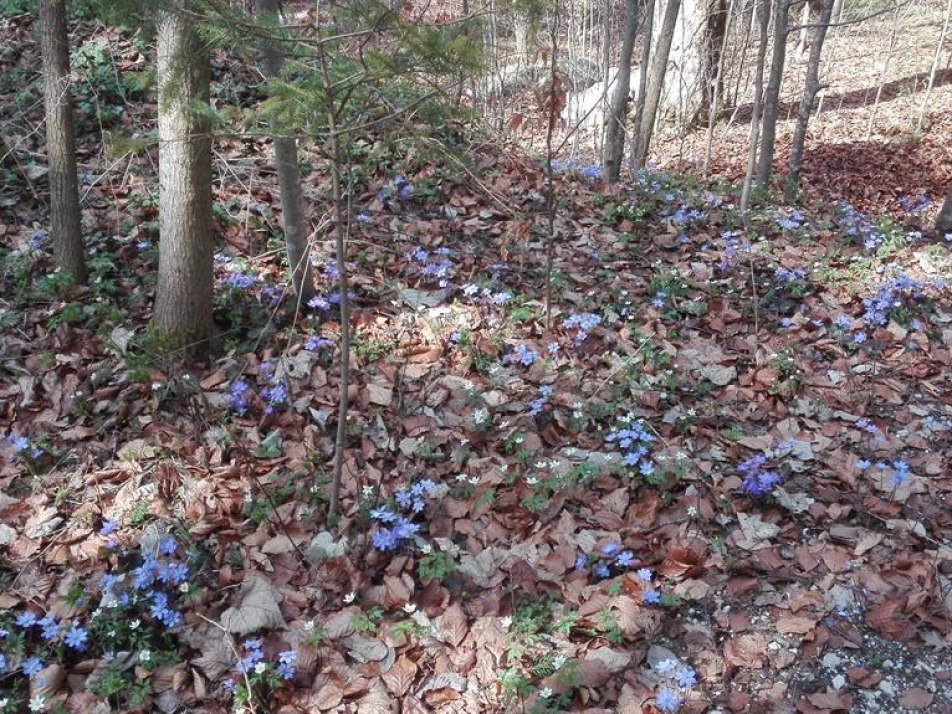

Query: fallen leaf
(382, 655), (418, 697)
(220, 574), (287, 636)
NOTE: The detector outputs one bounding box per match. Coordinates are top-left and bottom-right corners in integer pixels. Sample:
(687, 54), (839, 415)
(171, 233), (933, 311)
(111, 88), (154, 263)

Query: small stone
(831, 674), (846, 690)
(878, 679), (895, 696)
(822, 653), (842, 668)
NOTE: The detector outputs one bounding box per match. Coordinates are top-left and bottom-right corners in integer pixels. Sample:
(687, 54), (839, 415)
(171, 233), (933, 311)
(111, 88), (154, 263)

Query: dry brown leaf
(806, 690), (852, 710)
(776, 615), (818, 634)
(897, 687), (933, 709)
(438, 604), (469, 647)
(722, 634), (766, 669)
(382, 655), (418, 697)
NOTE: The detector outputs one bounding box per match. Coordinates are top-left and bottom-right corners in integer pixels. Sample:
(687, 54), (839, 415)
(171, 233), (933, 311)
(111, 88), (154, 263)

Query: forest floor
(1, 2), (952, 714)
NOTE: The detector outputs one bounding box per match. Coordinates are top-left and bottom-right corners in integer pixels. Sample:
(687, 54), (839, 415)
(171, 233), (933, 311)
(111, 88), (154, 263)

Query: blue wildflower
(64, 625), (88, 650)
(656, 687), (682, 712)
(38, 614), (59, 640)
(22, 656), (42, 677)
(15, 611), (37, 628)
(674, 666), (697, 688)
(276, 650), (297, 680)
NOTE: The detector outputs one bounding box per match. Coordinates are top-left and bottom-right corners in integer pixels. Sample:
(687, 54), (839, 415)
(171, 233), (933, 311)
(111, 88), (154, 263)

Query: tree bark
(937, 184), (952, 233)
(38, 0), (86, 284)
(629, 0), (655, 172)
(755, 0), (790, 189)
(153, 2), (214, 359)
(603, 0), (639, 182)
(740, 0), (771, 214)
(634, 0), (681, 168)
(785, 0), (833, 201)
(256, 0), (315, 307)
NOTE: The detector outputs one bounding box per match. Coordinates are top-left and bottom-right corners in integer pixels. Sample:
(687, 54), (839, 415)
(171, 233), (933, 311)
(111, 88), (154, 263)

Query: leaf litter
(1, 6), (952, 714)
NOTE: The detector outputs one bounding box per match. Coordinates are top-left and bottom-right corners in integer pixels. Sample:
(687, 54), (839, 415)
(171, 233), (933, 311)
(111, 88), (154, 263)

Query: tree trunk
(603, 0), (639, 181)
(256, 0), (315, 307)
(38, 0), (86, 284)
(937, 184), (952, 233)
(153, 2), (214, 359)
(629, 0), (655, 172)
(634, 0), (681, 168)
(755, 0), (790, 189)
(784, 0), (833, 201)
(740, 0), (771, 213)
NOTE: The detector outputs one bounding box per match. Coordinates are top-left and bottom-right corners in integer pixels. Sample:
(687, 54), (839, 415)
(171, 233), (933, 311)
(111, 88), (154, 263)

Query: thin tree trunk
(38, 0), (86, 284)
(634, 0), (681, 168)
(629, 0), (655, 172)
(318, 37), (351, 521)
(785, 0), (832, 201)
(604, 0), (640, 181)
(256, 0), (315, 307)
(153, 2), (214, 358)
(755, 0), (790, 189)
(741, 0), (771, 213)
(703, 0), (736, 177)
(916, 0), (952, 132)
(864, 1), (902, 140)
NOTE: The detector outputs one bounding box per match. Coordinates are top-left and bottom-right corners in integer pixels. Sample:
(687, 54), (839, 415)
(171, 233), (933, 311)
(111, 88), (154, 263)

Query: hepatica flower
(506, 344), (539, 367)
(370, 480), (439, 552)
(64, 625), (88, 650)
(227, 380), (251, 415)
(21, 656), (43, 677)
(276, 650), (297, 680)
(562, 312), (601, 342)
(738, 453), (782, 496)
(653, 658), (698, 712)
(656, 686), (682, 712)
(7, 433), (43, 460)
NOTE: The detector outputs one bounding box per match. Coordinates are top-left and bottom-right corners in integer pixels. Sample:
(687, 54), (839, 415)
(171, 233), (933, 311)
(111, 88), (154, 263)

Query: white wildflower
(343, 592), (356, 604)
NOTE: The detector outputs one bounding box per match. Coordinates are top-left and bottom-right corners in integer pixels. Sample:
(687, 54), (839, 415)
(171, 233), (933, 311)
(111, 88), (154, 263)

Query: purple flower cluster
(718, 230), (750, 272)
(738, 453), (782, 496)
(605, 417), (656, 478)
(228, 379), (251, 415)
(7, 433), (43, 460)
(222, 270), (259, 290)
(377, 174), (414, 203)
(260, 382), (288, 415)
(529, 385), (554, 416)
(369, 479), (439, 552)
(654, 657), (698, 712)
(834, 201), (884, 251)
(575, 541), (640, 582)
(550, 158), (601, 180)
(897, 192), (931, 214)
(304, 335), (332, 351)
(562, 312), (601, 342)
(857, 458), (910, 489)
(774, 267), (808, 286)
(775, 208), (804, 232)
(3, 537), (191, 683)
(461, 283), (512, 305)
(506, 344), (539, 367)
(408, 246), (454, 287)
